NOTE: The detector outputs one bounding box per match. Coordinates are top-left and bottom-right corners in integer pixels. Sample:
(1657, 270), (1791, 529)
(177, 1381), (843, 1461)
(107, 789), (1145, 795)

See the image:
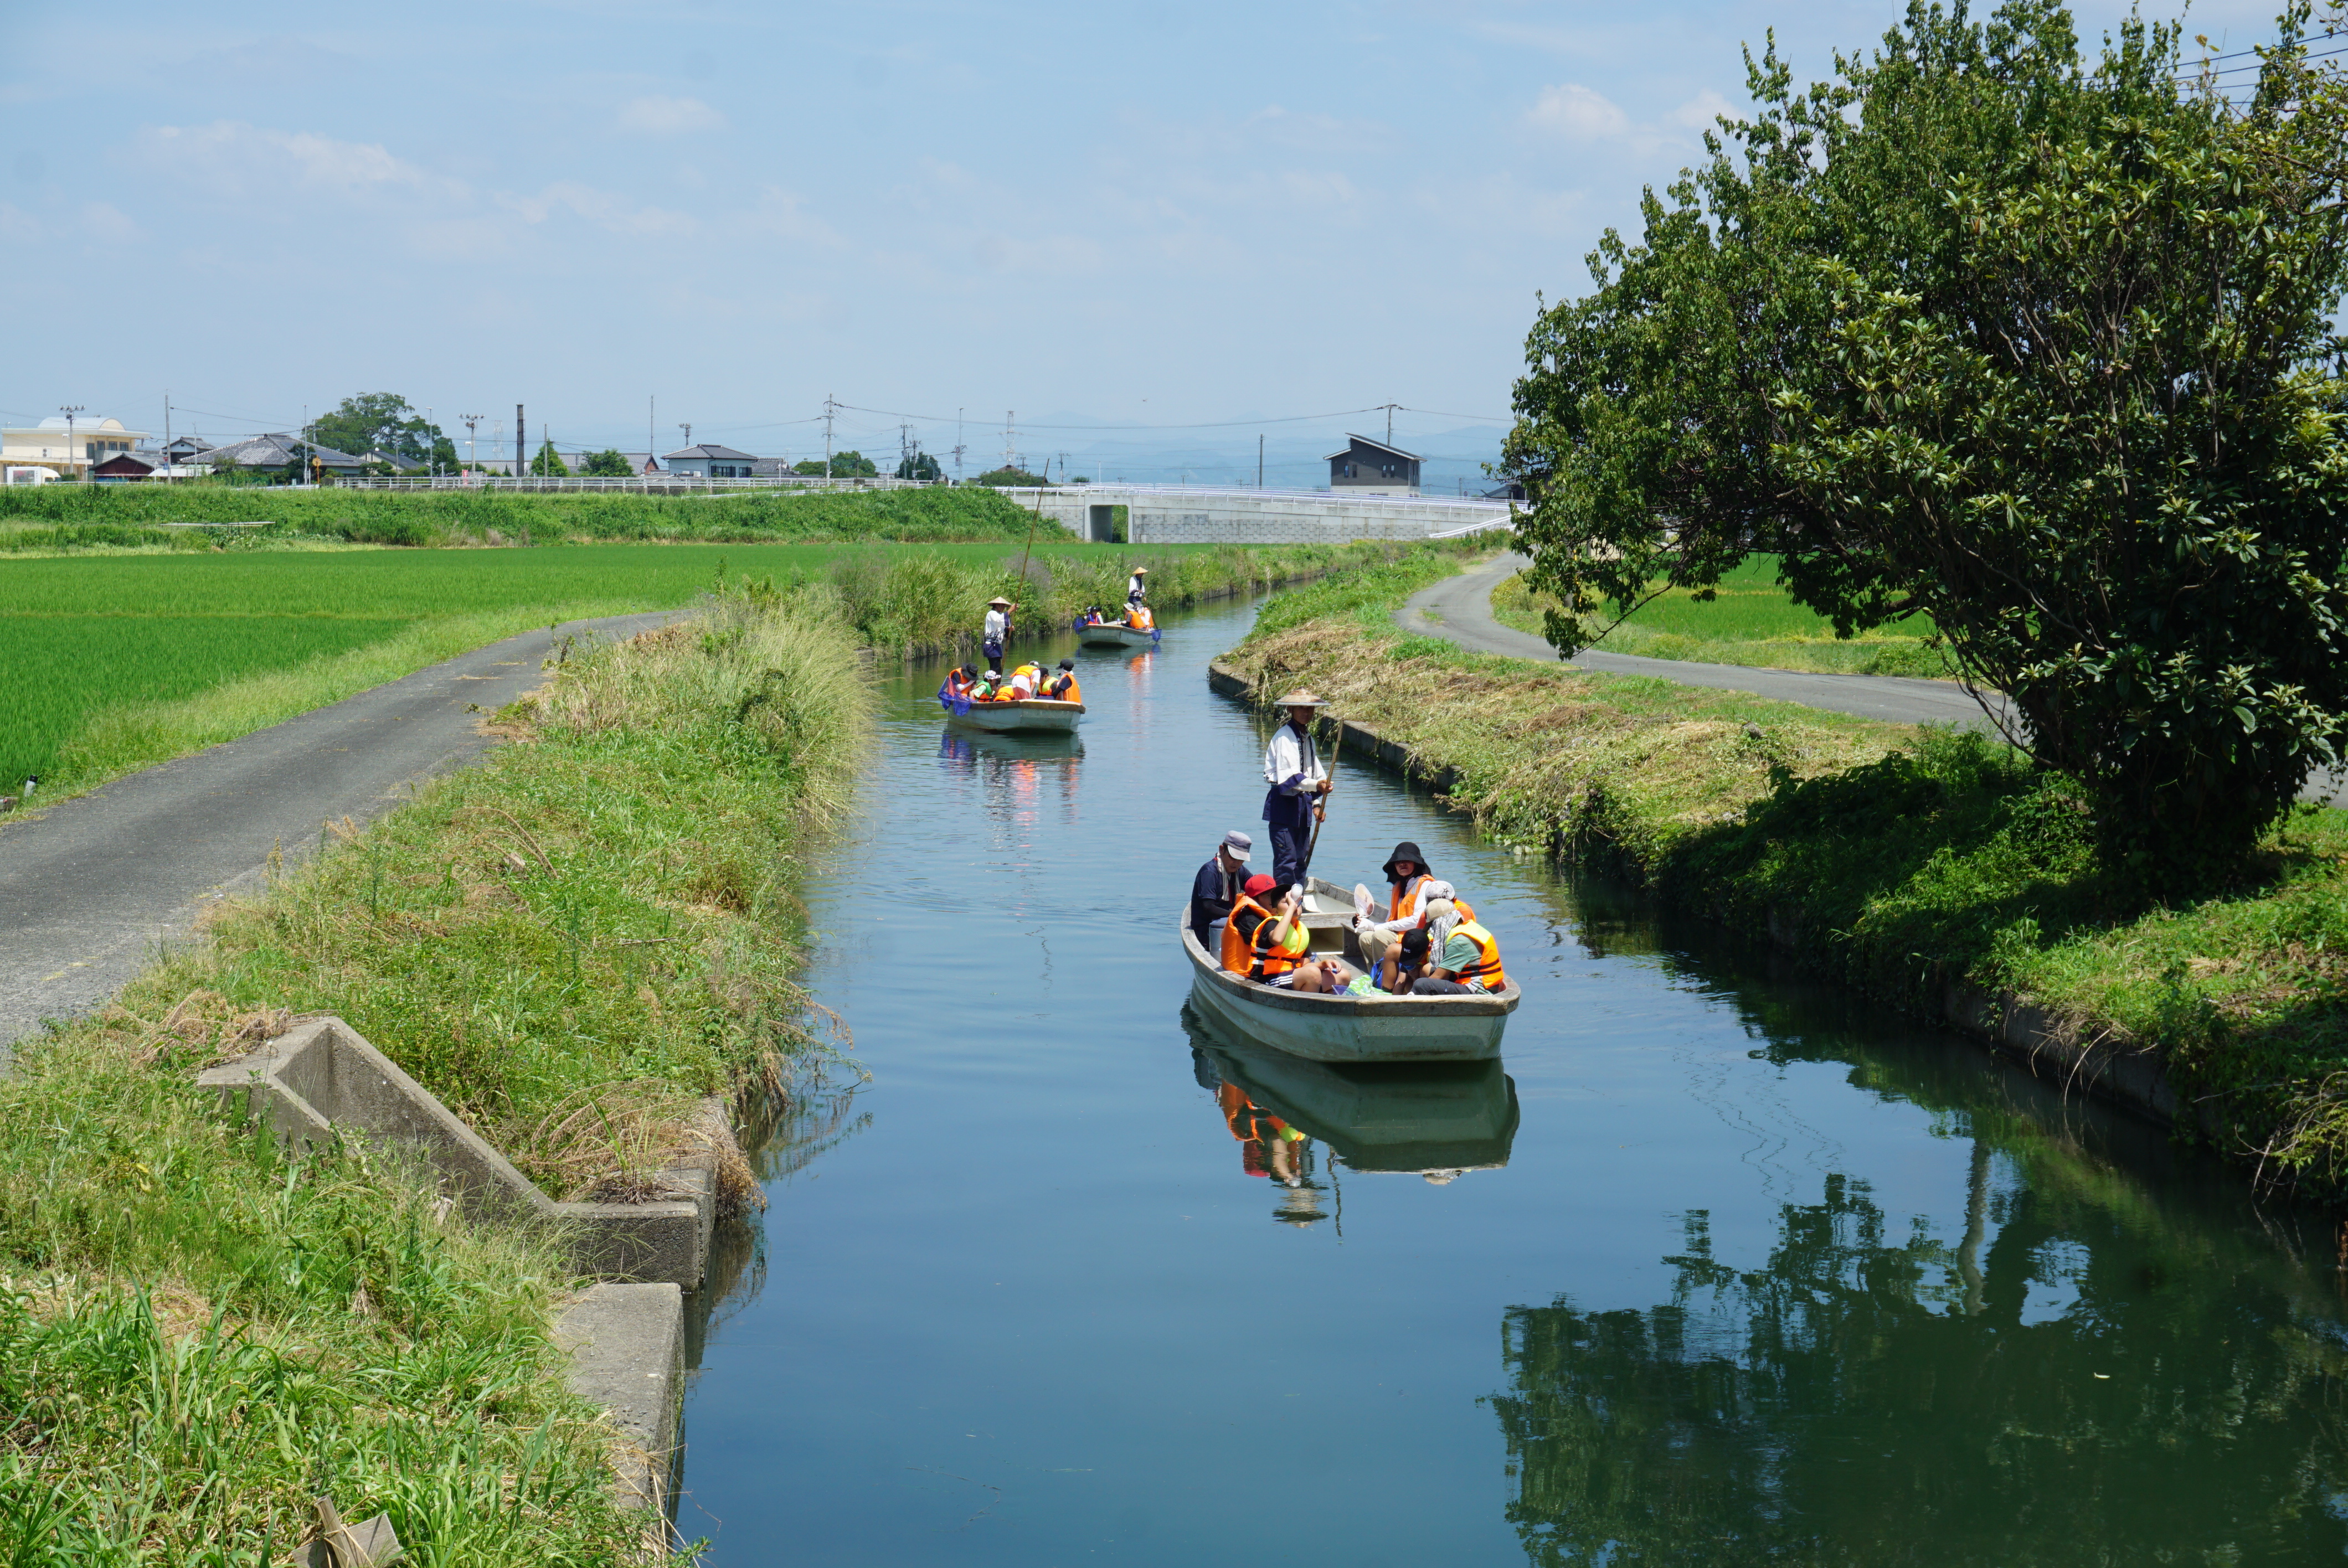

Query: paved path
(1399, 552), (2003, 729)
(0, 611), (679, 1055)
(1399, 554), (2348, 807)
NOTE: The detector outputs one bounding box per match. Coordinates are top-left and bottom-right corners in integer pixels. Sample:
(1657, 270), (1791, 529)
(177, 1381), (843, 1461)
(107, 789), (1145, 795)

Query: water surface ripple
(680, 595), (2348, 1565)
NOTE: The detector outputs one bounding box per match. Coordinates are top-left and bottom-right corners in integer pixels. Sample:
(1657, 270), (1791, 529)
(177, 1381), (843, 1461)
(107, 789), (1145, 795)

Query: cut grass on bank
(1492, 556), (1954, 677)
(4, 536), (1466, 803)
(1234, 555), (2348, 1200)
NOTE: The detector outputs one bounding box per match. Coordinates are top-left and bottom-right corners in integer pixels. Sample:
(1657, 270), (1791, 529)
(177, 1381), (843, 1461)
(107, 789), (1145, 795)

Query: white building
(0, 415), (149, 479)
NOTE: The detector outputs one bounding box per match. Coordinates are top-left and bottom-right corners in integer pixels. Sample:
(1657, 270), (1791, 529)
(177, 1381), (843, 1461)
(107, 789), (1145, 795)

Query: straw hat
(1133, 565), (1150, 574)
(987, 595), (1013, 607)
(1273, 690), (1329, 708)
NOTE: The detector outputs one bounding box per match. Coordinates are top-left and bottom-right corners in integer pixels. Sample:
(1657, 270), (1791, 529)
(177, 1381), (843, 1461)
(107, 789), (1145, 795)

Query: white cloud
(79, 202), (142, 243)
(1526, 83), (1628, 139)
(144, 122), (457, 200)
(616, 95), (725, 135)
(1672, 89), (1737, 130)
(499, 180), (697, 236)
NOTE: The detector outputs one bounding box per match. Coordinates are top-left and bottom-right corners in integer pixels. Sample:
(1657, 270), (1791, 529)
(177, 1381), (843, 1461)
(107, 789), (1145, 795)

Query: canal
(678, 594), (2348, 1564)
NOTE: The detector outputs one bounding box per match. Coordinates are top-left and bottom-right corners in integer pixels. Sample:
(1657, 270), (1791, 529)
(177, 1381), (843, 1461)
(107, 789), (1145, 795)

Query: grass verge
(1492, 556), (1954, 677)
(1231, 555), (2348, 1201)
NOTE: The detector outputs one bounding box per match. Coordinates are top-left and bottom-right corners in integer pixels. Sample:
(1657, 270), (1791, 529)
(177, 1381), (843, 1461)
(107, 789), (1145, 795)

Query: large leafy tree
(528, 439), (570, 477)
(311, 393), (454, 470)
(578, 448), (634, 477)
(1505, 2), (2348, 877)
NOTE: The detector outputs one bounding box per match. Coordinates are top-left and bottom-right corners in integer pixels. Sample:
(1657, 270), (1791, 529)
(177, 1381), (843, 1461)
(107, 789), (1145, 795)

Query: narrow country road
(0, 611), (678, 1056)
(1399, 552), (2002, 729)
(1400, 553), (2348, 807)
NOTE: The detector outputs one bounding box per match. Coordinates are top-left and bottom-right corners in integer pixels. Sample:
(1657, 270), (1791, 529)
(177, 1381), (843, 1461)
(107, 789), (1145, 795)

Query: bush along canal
(677, 591), (2348, 1564)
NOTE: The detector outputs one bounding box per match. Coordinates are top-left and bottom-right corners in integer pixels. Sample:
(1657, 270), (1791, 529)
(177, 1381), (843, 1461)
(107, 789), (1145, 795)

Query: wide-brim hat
(1273, 690), (1329, 708)
(1133, 565), (1150, 572)
(1381, 841), (1430, 880)
(987, 596), (1013, 607)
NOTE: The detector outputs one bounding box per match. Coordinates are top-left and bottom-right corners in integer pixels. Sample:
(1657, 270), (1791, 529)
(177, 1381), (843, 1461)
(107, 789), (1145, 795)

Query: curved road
(0, 611), (679, 1056)
(1400, 553), (2348, 807)
(1400, 552), (2003, 729)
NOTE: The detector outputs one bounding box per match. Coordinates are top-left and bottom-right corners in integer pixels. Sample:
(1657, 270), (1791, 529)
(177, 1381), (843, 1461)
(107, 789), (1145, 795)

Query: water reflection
(1489, 1138), (2348, 1564)
(1186, 1004), (1519, 1196)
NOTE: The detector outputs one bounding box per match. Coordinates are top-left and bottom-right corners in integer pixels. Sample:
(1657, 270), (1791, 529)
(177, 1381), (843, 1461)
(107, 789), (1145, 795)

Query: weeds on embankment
(1232, 556), (2348, 1201)
(1491, 559), (1955, 678)
(111, 589), (869, 1199)
(0, 1012), (668, 1562)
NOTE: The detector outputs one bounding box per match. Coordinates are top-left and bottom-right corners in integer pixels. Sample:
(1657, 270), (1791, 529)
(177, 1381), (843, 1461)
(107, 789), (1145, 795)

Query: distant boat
(1180, 877), (1518, 1062)
(945, 698), (1084, 734)
(1075, 620), (1158, 648)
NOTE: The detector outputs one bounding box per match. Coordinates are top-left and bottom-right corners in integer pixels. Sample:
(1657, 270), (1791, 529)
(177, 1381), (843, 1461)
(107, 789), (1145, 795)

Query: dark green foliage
(527, 439), (569, 477)
(976, 466), (1050, 487)
(792, 449), (879, 477)
(895, 449), (943, 481)
(308, 392), (450, 470)
(577, 448), (633, 477)
(1507, 1), (2348, 880)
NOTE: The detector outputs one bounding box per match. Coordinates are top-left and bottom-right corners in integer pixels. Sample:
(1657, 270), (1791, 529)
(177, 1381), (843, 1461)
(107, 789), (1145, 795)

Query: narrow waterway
(679, 594), (2348, 1565)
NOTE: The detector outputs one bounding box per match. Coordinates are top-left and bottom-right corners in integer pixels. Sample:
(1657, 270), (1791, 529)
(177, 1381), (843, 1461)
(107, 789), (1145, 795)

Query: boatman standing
(1260, 690), (1332, 890)
(983, 595), (1013, 668)
(1126, 565), (1149, 613)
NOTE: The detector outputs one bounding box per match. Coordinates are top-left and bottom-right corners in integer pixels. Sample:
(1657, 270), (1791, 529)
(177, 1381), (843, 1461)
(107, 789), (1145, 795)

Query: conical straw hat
(1273, 690), (1330, 708)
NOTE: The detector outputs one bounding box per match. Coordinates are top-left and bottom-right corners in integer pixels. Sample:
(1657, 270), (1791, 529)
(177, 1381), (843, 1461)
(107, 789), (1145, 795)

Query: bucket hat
(1380, 841), (1430, 881)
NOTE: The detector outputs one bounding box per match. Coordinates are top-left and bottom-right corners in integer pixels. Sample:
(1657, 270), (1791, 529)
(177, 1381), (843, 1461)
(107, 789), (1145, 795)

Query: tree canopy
(975, 466), (1050, 487)
(1503, 1), (2348, 876)
(528, 439), (569, 477)
(793, 450), (879, 477)
(311, 394), (454, 472)
(896, 449), (944, 481)
(578, 448), (634, 477)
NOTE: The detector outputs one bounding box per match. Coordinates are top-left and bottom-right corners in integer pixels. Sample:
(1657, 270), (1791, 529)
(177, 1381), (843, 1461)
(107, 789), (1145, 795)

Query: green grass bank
(1228, 554), (2348, 1201)
(1492, 554), (1954, 677)
(4, 534), (1444, 806)
(0, 589), (877, 1563)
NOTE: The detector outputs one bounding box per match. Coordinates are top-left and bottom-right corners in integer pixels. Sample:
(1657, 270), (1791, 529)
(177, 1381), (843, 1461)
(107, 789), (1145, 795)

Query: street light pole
(59, 405), (84, 480)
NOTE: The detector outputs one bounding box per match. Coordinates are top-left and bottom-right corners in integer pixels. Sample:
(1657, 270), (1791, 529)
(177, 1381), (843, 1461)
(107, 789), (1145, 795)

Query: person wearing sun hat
(1189, 829), (1254, 949)
(1260, 690), (1332, 889)
(982, 595), (1015, 667)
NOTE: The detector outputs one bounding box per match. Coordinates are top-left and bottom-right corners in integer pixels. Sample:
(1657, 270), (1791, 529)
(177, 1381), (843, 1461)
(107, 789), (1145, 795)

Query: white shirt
(1010, 669), (1037, 696)
(1127, 574), (1146, 604)
(1262, 723), (1324, 794)
(984, 607), (1008, 642)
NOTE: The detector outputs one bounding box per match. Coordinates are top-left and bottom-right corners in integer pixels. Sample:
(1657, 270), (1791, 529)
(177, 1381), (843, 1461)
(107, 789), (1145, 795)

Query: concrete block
(197, 1017), (717, 1287)
(557, 1282), (684, 1512)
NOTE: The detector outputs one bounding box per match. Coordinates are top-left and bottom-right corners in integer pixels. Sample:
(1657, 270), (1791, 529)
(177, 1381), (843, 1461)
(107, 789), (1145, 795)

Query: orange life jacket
(1221, 894), (1271, 972)
(1130, 607), (1154, 631)
(1391, 875), (1427, 923)
(1449, 919), (1507, 992)
(1059, 675), (1083, 703)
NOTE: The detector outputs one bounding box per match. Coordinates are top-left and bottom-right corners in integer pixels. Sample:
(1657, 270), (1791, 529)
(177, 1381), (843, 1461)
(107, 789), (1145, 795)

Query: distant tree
(792, 450), (879, 477)
(579, 448), (634, 477)
(976, 466), (1050, 487)
(311, 393), (450, 469)
(529, 439), (570, 477)
(896, 449), (944, 481)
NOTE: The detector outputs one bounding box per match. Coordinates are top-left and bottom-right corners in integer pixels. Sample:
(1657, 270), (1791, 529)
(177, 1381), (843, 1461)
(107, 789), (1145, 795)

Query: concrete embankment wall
(1001, 486), (1512, 545)
(1207, 659), (2198, 1137)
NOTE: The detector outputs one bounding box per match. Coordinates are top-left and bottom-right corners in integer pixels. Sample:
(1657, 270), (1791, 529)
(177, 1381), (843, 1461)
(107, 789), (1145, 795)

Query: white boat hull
(1075, 622), (1157, 647)
(1180, 879), (1516, 1064)
(946, 699), (1084, 733)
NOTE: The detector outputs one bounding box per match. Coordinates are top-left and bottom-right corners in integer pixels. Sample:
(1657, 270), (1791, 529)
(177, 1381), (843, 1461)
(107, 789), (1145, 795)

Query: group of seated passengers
(945, 659), (1082, 703)
(1079, 604), (1154, 631)
(1209, 838), (1506, 997)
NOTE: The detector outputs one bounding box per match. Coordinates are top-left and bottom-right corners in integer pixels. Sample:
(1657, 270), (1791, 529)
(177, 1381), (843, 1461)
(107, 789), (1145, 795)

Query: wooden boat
(945, 698), (1084, 734)
(1180, 876), (1518, 1063)
(1186, 1010), (1520, 1175)
(1075, 620), (1157, 648)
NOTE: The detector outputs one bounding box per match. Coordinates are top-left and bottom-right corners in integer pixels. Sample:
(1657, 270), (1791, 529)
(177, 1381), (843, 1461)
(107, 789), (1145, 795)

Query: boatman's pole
(1299, 712), (1341, 883)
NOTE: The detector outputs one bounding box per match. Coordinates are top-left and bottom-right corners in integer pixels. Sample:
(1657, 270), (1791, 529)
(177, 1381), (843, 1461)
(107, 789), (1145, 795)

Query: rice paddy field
(1492, 555), (1954, 676)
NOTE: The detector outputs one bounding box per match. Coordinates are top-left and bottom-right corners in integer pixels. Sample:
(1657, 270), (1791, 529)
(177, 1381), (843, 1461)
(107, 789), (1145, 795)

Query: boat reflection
(1183, 1003), (1519, 1189)
(935, 725), (1084, 767)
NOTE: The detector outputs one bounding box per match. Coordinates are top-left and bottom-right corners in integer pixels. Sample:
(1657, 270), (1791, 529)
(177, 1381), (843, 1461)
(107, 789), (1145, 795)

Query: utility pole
(1003, 410), (1015, 474)
(900, 422), (914, 478)
(1258, 433), (1264, 488)
(952, 408), (966, 483)
(59, 405), (83, 480)
(1382, 403), (1400, 445)
(648, 395), (655, 468)
(823, 393), (837, 479)
(162, 393), (171, 476)
(515, 403), (525, 479)
(461, 414), (483, 471)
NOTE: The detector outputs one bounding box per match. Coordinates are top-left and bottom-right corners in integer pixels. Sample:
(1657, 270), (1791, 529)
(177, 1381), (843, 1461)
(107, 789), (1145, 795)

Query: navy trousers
(1269, 822), (1311, 890)
(982, 639), (1005, 668)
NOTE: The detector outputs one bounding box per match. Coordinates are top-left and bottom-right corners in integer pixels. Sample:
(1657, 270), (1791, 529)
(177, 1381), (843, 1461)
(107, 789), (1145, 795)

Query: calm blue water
(677, 595), (2348, 1565)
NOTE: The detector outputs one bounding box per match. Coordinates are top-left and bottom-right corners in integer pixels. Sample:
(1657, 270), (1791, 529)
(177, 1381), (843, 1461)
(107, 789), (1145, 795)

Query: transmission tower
(1003, 410), (1016, 474)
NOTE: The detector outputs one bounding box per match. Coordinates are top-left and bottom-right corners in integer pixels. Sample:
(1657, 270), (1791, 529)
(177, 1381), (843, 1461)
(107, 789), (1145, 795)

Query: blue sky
(2, 0), (2280, 483)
